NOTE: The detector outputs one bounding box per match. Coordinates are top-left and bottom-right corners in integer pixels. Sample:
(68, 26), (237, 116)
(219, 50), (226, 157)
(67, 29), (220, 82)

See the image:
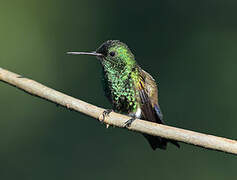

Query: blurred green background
(0, 0), (237, 179)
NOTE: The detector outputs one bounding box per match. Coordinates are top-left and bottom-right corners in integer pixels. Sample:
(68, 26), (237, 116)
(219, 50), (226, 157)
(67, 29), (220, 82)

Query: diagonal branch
(0, 67), (237, 155)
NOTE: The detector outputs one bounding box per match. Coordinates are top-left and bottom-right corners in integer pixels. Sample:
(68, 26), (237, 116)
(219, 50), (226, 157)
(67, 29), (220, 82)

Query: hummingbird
(67, 40), (180, 150)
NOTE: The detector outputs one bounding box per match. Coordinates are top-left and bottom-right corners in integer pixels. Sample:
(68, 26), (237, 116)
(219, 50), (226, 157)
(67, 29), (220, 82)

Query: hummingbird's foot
(124, 117), (136, 128)
(101, 109), (113, 122)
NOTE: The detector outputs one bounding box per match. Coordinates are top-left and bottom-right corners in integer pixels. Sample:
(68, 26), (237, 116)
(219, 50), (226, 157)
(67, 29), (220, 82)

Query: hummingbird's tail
(143, 134), (180, 150)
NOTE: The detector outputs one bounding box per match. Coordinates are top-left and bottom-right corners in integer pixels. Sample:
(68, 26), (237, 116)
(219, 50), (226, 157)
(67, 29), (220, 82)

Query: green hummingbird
(67, 40), (180, 150)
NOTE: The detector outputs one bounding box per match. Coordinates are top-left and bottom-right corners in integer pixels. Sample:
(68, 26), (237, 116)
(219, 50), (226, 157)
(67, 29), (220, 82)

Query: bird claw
(124, 117), (136, 128)
(101, 109), (113, 122)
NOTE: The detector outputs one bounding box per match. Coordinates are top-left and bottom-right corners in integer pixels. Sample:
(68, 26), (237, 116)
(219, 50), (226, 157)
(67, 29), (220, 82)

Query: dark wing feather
(154, 104), (164, 124)
(138, 70), (180, 150)
(138, 86), (167, 149)
(139, 89), (156, 122)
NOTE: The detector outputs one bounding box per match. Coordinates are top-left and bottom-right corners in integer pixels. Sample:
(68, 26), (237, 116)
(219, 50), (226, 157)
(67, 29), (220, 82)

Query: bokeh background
(0, 0), (237, 179)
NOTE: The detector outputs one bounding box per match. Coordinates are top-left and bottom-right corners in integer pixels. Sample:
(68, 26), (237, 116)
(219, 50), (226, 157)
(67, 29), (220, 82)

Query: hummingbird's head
(96, 40), (136, 66)
(67, 40), (136, 68)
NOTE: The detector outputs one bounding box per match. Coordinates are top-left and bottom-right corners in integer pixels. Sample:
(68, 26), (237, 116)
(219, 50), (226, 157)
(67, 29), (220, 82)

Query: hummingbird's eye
(109, 51), (115, 57)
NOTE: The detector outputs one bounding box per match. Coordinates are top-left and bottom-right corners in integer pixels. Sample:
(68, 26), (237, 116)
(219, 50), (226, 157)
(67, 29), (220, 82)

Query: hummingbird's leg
(101, 109), (113, 122)
(124, 117), (136, 128)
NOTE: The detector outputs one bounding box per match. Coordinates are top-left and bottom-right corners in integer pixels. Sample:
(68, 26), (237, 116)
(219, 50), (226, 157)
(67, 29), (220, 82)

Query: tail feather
(169, 139), (180, 148)
(143, 134), (180, 150)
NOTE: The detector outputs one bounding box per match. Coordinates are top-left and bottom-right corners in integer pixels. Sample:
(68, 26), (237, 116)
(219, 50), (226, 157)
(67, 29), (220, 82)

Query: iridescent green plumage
(98, 41), (139, 114)
(68, 40), (180, 150)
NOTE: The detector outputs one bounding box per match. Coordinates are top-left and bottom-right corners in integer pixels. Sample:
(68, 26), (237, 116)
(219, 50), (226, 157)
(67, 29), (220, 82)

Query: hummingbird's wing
(138, 69), (180, 150)
(138, 69), (164, 124)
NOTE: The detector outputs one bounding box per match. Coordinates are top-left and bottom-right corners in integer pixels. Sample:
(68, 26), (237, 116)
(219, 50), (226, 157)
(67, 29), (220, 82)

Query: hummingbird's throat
(102, 58), (127, 73)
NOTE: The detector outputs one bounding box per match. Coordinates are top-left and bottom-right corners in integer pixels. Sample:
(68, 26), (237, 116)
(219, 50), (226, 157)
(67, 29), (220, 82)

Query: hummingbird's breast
(102, 66), (140, 115)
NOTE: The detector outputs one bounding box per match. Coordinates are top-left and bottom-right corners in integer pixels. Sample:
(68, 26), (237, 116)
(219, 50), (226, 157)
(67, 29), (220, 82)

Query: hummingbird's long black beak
(67, 51), (103, 57)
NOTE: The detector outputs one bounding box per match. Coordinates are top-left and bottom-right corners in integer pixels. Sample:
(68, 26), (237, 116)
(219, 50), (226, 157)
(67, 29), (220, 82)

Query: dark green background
(0, 1), (236, 179)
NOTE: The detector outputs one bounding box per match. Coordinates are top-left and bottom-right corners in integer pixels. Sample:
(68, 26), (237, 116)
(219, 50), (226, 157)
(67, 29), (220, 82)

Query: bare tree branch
(0, 67), (237, 155)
